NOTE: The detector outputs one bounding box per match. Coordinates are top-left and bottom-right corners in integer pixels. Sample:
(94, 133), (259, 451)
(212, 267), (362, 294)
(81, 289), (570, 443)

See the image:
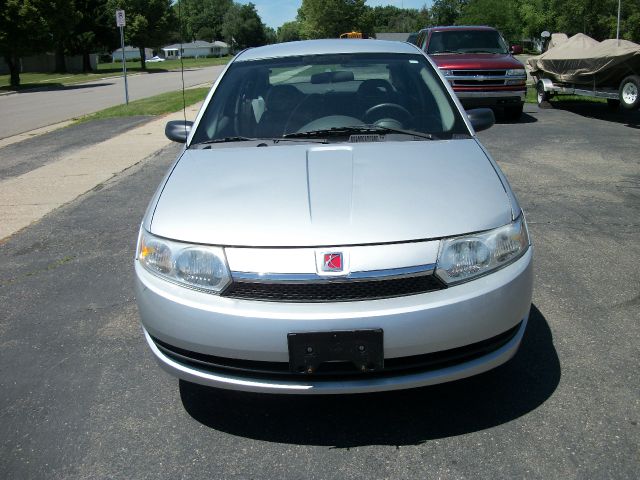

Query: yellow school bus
(340, 31), (363, 39)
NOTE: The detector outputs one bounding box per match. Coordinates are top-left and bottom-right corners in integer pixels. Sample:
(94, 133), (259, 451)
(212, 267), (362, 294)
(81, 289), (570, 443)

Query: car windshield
(190, 52), (468, 145)
(428, 30), (509, 55)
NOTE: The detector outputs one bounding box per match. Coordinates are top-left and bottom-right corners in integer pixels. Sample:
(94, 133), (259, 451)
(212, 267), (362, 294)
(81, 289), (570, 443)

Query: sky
(239, 0), (433, 30)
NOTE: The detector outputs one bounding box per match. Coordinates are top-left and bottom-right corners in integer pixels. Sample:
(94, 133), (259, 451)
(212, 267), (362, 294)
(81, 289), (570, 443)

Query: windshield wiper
(430, 50), (463, 55)
(463, 49), (502, 54)
(193, 136), (327, 146)
(283, 125), (437, 141)
(194, 136), (256, 145)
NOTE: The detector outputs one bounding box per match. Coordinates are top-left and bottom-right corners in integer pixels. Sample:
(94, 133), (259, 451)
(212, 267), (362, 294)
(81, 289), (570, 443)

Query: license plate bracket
(287, 329), (384, 374)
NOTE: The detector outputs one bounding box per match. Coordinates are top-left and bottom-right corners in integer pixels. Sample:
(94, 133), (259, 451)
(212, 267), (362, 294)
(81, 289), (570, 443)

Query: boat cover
(528, 33), (640, 85)
(548, 33), (569, 50)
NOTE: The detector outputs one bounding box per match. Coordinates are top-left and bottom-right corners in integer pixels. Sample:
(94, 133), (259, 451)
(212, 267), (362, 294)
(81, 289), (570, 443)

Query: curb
(0, 71), (146, 97)
(0, 102), (202, 242)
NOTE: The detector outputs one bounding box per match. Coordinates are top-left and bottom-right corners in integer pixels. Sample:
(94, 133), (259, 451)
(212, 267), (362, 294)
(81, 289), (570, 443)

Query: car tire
(536, 81), (549, 106)
(607, 99), (620, 110)
(619, 75), (640, 110)
(504, 104), (523, 120)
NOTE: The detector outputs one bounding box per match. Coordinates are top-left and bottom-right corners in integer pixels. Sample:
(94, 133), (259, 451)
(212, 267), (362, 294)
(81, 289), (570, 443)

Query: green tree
(430, 0), (467, 26)
(196, 26), (216, 41)
(458, 0), (521, 42)
(222, 3), (267, 49)
(621, 9), (640, 41)
(415, 6), (432, 31)
(41, 0), (82, 73)
(176, 0), (232, 41)
(555, 0), (640, 41)
(511, 0), (640, 43)
(517, 0), (554, 41)
(297, 0), (367, 39)
(362, 5), (432, 34)
(277, 21), (302, 42)
(68, 0), (118, 72)
(107, 0), (174, 70)
(264, 26), (278, 45)
(0, 0), (48, 87)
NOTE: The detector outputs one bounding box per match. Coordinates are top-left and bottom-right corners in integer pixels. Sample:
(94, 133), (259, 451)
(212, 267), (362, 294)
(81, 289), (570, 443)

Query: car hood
(150, 140), (513, 247)
(430, 54), (524, 70)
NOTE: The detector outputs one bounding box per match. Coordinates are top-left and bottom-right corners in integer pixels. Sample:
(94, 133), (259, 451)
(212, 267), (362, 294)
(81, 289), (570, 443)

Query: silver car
(135, 39), (533, 394)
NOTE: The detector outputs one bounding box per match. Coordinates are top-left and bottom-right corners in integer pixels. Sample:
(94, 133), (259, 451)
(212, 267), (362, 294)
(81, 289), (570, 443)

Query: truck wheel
(504, 104), (523, 120)
(537, 81), (549, 106)
(619, 75), (640, 110)
(607, 99), (620, 110)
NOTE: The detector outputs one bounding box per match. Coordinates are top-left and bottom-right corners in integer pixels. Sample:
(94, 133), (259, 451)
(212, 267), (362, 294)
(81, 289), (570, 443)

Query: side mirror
(165, 120), (193, 143)
(510, 45), (523, 55)
(467, 108), (495, 132)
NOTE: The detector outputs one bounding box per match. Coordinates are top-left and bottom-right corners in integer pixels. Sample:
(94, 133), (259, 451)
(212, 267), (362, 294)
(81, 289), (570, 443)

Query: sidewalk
(0, 103), (201, 241)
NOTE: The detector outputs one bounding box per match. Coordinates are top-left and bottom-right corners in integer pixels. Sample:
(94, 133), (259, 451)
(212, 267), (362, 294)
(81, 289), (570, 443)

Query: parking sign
(115, 10), (126, 27)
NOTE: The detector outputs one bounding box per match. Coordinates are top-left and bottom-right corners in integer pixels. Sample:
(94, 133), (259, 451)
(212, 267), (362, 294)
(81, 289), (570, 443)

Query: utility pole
(616, 0), (621, 45)
(116, 10), (129, 105)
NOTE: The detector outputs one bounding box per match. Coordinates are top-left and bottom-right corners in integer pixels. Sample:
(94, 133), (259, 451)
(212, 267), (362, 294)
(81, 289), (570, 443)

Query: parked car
(415, 26), (527, 119)
(146, 55), (166, 63)
(135, 39), (533, 394)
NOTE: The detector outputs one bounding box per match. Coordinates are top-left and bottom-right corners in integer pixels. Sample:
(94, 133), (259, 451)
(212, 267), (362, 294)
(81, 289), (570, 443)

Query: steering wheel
(364, 103), (412, 125)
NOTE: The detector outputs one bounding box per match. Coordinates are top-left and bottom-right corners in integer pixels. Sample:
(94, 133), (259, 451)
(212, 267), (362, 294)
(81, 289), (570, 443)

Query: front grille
(150, 322), (522, 379)
(451, 70), (507, 87)
(455, 79), (505, 86)
(452, 70), (506, 76)
(221, 275), (445, 302)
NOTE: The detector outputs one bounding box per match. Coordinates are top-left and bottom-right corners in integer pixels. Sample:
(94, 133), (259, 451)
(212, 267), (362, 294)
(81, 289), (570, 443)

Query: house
(374, 32), (412, 42)
(161, 40), (230, 59)
(112, 46), (154, 62)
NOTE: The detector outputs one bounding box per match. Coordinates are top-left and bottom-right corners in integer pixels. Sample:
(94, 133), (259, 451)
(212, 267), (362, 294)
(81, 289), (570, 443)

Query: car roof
(235, 39), (421, 62)
(423, 26), (497, 32)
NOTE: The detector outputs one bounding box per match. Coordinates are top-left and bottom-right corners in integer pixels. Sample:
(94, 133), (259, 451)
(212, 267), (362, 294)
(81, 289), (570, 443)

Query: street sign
(115, 10), (126, 27)
(116, 9), (128, 104)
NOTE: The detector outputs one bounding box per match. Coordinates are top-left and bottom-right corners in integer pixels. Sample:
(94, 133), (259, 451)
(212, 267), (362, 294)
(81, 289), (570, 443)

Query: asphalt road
(0, 65), (225, 139)
(1, 103), (638, 479)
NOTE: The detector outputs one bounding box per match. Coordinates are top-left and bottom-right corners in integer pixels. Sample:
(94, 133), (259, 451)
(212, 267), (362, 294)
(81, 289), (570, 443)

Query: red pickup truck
(414, 26), (527, 119)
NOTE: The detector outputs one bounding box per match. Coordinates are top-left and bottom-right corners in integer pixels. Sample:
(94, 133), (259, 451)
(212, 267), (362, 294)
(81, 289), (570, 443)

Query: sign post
(115, 10), (129, 105)
(616, 0), (621, 44)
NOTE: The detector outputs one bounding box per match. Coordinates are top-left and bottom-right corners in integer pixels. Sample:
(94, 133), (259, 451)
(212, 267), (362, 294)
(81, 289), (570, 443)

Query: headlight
(506, 68), (526, 77)
(137, 229), (231, 293)
(435, 215), (530, 285)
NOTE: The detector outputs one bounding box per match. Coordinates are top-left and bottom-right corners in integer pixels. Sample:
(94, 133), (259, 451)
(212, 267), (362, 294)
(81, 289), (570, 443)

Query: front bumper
(135, 248), (533, 394)
(455, 89), (526, 108)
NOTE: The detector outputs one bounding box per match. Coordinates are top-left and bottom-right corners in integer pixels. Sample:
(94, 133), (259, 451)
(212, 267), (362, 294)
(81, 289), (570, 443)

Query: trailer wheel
(536, 81), (549, 106)
(619, 75), (640, 110)
(607, 99), (620, 110)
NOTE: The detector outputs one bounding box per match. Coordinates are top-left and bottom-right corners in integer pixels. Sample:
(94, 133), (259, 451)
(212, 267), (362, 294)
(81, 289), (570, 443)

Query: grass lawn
(97, 56), (231, 74)
(524, 85), (606, 104)
(74, 87), (210, 124)
(0, 56), (230, 91)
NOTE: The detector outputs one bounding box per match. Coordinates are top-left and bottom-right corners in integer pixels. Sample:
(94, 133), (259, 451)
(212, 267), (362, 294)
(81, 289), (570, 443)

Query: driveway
(0, 65), (225, 139)
(0, 103), (638, 479)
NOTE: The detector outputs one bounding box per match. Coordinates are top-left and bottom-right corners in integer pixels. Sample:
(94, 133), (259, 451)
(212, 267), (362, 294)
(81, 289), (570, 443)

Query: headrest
(310, 70), (355, 84)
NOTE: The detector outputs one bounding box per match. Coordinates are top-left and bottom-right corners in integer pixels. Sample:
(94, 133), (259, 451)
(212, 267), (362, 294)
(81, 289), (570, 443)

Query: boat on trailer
(528, 33), (640, 110)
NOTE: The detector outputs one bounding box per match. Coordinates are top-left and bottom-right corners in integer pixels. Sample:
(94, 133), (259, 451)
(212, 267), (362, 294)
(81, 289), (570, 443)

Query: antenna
(177, 0), (187, 139)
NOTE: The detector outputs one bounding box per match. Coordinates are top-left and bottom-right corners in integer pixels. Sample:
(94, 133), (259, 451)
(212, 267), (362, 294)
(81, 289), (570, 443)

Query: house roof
(112, 46), (146, 53)
(162, 40), (229, 50)
(374, 32), (412, 42)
